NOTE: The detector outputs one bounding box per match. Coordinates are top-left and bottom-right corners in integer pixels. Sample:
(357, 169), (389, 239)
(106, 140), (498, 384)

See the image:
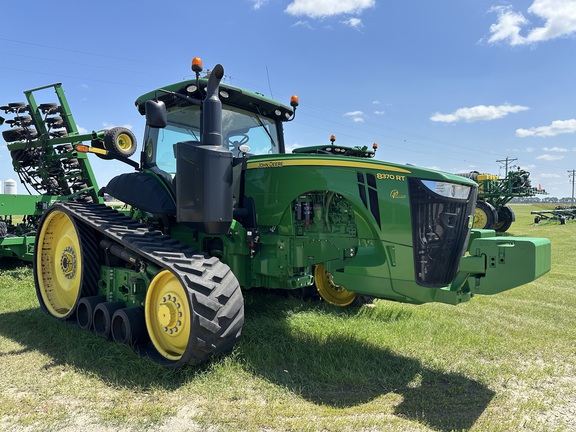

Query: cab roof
(135, 78), (294, 122)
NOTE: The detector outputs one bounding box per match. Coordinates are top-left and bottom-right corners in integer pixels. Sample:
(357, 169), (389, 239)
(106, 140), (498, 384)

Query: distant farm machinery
(458, 168), (545, 232)
(532, 206), (576, 225)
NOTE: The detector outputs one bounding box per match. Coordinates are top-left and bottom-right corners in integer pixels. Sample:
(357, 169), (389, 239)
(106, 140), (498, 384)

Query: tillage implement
(0, 59), (551, 367)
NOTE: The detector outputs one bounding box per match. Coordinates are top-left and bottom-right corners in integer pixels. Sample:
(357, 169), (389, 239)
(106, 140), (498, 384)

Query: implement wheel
(34, 206), (99, 320)
(144, 256), (244, 366)
(92, 127), (137, 160)
(473, 201), (498, 229)
(314, 264), (357, 307)
(493, 205), (515, 232)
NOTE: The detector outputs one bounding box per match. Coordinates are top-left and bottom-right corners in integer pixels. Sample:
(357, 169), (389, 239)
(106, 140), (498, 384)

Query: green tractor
(5, 59), (550, 367)
(458, 169), (544, 232)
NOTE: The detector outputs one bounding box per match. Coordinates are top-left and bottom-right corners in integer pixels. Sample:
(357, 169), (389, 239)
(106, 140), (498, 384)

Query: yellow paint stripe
(246, 158), (412, 173)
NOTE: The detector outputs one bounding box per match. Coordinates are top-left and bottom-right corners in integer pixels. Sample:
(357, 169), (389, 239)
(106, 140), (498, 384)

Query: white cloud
(372, 100), (380, 105)
(526, 147), (535, 152)
(77, 125), (89, 134)
(251, 0), (270, 10)
(516, 119), (576, 137)
(344, 110), (364, 117)
(102, 122), (133, 130)
(285, 0), (375, 18)
(285, 143), (302, 153)
(292, 20), (313, 29)
(536, 154), (564, 161)
(374, 110), (385, 115)
(430, 104), (529, 123)
(487, 1), (576, 46)
(540, 173), (561, 178)
(543, 146), (569, 152)
(342, 17), (363, 29)
(344, 110), (365, 122)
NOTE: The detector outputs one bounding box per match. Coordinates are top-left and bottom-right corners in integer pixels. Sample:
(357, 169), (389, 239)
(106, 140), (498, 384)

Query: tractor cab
(142, 99), (289, 177)
(105, 59), (297, 234)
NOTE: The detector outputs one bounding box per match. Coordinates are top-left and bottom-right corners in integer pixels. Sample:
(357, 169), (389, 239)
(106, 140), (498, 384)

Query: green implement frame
(0, 83), (104, 260)
(460, 168), (545, 232)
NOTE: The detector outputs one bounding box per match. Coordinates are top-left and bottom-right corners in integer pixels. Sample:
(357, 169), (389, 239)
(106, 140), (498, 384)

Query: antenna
(266, 66), (274, 99)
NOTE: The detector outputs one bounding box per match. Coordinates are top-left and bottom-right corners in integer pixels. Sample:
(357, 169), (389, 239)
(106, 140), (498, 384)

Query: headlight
(422, 180), (471, 200)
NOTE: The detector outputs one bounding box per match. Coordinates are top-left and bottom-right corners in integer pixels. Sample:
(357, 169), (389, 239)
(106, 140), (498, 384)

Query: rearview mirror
(145, 100), (167, 129)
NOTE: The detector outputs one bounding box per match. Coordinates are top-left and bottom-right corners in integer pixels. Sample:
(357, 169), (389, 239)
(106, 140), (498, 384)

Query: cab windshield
(148, 104), (281, 174)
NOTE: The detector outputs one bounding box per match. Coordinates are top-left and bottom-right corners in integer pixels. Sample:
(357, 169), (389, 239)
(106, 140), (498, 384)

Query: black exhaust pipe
(175, 64), (233, 234)
(202, 64), (224, 147)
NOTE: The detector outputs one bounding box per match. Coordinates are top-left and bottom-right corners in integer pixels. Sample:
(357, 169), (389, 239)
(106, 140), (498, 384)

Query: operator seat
(103, 172), (176, 215)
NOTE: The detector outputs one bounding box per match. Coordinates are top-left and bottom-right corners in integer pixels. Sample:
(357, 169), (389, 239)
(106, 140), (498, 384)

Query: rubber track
(54, 201), (244, 367)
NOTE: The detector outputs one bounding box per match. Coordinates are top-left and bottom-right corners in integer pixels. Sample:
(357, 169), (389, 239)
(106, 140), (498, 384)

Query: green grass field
(0, 204), (574, 431)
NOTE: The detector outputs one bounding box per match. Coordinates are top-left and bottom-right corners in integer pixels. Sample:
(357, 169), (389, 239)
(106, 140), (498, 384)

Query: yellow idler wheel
(314, 264), (357, 307)
(35, 209), (83, 319)
(145, 270), (192, 361)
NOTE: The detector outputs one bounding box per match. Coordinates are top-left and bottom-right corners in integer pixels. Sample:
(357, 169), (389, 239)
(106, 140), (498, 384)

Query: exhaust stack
(175, 63), (233, 234)
(202, 64), (224, 147)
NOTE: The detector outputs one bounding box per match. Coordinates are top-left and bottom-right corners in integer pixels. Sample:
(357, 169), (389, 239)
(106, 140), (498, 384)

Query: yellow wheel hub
(145, 270), (191, 361)
(116, 133), (133, 151)
(314, 264), (357, 307)
(473, 207), (489, 229)
(36, 210), (82, 318)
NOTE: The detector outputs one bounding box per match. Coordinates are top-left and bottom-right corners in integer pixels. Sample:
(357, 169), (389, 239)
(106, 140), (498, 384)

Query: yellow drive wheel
(35, 209), (89, 319)
(145, 270), (192, 361)
(314, 264), (357, 307)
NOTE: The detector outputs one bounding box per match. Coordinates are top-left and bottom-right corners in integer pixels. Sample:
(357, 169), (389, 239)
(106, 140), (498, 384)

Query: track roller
(77, 295), (105, 329)
(111, 307), (148, 346)
(93, 301), (125, 338)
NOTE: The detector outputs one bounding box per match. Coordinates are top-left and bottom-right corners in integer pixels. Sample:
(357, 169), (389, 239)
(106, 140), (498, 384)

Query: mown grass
(0, 204), (574, 431)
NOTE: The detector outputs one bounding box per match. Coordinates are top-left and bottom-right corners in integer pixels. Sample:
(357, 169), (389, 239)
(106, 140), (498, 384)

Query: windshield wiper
(252, 107), (276, 150)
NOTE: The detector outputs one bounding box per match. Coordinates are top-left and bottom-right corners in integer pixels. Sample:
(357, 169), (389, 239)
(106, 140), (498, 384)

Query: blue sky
(1, 0), (576, 198)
